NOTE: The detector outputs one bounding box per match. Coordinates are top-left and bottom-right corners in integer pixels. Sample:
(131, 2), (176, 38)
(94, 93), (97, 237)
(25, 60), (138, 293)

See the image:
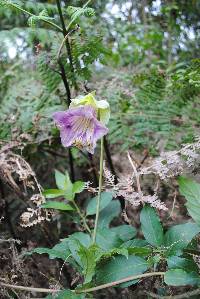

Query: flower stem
(92, 137), (104, 244)
(72, 200), (91, 234)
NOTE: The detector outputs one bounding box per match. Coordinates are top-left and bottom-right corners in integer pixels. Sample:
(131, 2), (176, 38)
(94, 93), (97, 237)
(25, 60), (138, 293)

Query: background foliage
(1, 1), (200, 299)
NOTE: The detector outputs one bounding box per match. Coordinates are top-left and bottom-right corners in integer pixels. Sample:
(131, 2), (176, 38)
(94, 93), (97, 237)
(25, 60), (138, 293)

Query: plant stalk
(0, 272), (164, 294)
(77, 272), (165, 293)
(55, 0), (75, 181)
(56, 0), (78, 90)
(72, 200), (91, 234)
(92, 137), (104, 244)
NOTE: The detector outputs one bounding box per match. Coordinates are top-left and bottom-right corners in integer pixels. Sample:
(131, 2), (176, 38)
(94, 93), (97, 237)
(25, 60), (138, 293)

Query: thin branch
(168, 189), (177, 219)
(127, 151), (142, 195)
(77, 272), (165, 293)
(55, 0), (77, 181)
(0, 272), (165, 294)
(56, 0), (78, 90)
(0, 282), (59, 294)
(57, 26), (79, 62)
(71, 200), (91, 234)
(137, 149), (149, 169)
(58, 60), (71, 105)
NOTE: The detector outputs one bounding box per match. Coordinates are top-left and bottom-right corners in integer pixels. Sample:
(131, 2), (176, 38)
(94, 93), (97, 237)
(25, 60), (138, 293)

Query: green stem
(8, 3), (63, 32)
(92, 137), (104, 244)
(72, 200), (91, 234)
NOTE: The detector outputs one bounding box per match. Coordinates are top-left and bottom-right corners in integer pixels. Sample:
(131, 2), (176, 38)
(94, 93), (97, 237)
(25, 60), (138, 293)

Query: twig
(168, 189), (177, 219)
(77, 272), (165, 293)
(0, 272), (165, 294)
(57, 26), (79, 62)
(0, 282), (59, 293)
(137, 149), (149, 169)
(127, 151), (142, 195)
(71, 200), (91, 234)
(57, 60), (71, 106)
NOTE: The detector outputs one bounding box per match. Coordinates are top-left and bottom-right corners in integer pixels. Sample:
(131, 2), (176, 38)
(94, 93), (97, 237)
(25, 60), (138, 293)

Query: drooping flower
(70, 92), (110, 125)
(53, 105), (108, 154)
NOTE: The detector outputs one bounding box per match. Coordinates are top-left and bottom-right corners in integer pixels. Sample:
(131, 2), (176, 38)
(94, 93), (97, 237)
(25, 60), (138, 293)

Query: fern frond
(37, 51), (61, 92)
(67, 5), (95, 20)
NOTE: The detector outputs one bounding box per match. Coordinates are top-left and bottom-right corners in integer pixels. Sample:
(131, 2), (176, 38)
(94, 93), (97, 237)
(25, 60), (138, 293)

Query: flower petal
(93, 118), (109, 141)
(53, 105), (108, 154)
(53, 111), (71, 127)
(60, 126), (74, 147)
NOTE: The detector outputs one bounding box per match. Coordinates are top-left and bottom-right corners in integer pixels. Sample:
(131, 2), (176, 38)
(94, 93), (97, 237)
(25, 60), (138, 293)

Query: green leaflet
(27, 232), (90, 262)
(164, 222), (200, 256)
(164, 269), (200, 286)
(45, 289), (85, 299)
(66, 236), (128, 284)
(43, 189), (66, 198)
(179, 176), (200, 225)
(96, 228), (122, 251)
(72, 181), (85, 194)
(69, 232), (91, 248)
(122, 239), (148, 248)
(78, 245), (99, 284)
(41, 201), (74, 211)
(121, 238), (151, 256)
(167, 256), (199, 272)
(55, 169), (70, 190)
(26, 238), (70, 261)
(140, 205), (164, 247)
(55, 169), (74, 200)
(110, 225), (137, 241)
(43, 171), (85, 205)
(86, 192), (113, 216)
(96, 255), (148, 288)
(98, 200), (121, 228)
